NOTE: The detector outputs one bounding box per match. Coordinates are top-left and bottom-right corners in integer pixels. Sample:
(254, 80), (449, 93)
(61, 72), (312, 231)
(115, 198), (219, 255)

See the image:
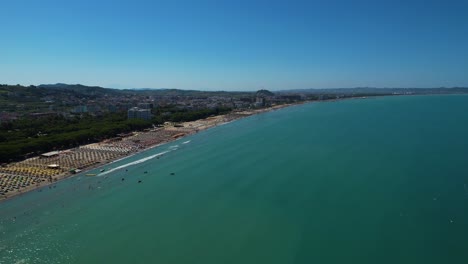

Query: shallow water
(1, 95), (468, 263)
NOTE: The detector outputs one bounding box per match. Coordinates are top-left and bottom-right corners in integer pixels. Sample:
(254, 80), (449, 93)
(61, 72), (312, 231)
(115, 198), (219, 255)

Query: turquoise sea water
(1, 95), (468, 264)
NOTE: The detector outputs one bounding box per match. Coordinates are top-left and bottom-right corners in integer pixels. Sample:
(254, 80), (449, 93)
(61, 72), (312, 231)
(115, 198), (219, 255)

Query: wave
(98, 150), (170, 176)
(182, 140), (191, 144)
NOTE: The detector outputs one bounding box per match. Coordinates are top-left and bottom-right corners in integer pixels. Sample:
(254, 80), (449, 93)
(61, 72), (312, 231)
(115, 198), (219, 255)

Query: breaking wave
(98, 150), (170, 176)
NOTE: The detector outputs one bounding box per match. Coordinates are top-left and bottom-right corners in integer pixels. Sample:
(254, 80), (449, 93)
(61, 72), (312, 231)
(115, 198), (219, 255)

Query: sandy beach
(0, 104), (294, 202)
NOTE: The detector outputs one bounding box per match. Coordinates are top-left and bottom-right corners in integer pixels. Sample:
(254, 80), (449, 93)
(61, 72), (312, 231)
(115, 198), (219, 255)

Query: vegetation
(256, 89), (275, 97)
(152, 106), (232, 124)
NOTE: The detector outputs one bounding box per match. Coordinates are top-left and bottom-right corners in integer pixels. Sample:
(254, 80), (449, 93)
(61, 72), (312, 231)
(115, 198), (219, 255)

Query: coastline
(0, 103), (297, 203)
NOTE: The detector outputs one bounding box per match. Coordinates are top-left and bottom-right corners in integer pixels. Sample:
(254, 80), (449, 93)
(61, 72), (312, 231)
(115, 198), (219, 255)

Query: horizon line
(3, 82), (468, 92)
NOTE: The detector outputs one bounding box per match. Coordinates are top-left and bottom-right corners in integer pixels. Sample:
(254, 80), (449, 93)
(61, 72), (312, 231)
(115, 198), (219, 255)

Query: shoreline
(0, 102), (298, 203)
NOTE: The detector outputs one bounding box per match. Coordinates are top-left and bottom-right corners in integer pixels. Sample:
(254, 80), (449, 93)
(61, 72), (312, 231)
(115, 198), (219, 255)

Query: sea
(1, 95), (468, 264)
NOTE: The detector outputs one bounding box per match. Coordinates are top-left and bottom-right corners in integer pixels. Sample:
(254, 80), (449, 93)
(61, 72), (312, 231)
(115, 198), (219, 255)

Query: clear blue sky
(2, 0), (468, 90)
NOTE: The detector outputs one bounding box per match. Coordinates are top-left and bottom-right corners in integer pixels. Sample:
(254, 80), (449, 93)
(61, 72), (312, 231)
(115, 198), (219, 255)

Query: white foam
(98, 150), (170, 176)
(182, 140), (191, 144)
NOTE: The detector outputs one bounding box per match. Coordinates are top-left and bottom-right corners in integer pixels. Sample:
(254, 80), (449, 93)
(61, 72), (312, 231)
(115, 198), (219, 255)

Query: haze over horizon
(2, 0), (468, 91)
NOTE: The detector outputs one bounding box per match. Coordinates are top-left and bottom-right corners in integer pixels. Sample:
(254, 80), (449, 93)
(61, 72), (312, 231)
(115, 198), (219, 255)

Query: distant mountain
(279, 87), (468, 95)
(30, 83), (256, 99)
(126, 88), (171, 91)
(256, 89), (275, 97)
(38, 83), (121, 95)
(38, 83), (102, 89)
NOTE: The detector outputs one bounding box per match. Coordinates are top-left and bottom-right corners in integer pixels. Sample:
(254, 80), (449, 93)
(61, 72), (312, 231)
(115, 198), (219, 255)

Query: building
(127, 107), (151, 120)
(253, 97), (265, 108)
(138, 103), (153, 109)
(72, 105), (88, 113)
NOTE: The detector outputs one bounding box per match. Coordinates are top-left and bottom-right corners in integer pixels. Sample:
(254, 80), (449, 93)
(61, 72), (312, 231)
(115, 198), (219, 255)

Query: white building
(128, 107), (151, 120)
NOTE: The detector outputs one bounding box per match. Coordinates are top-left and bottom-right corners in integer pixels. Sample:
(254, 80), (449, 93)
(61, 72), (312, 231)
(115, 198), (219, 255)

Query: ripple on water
(0, 223), (79, 264)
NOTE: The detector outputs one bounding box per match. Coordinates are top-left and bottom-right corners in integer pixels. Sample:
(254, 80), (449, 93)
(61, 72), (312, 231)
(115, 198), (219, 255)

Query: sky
(1, 0), (468, 91)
